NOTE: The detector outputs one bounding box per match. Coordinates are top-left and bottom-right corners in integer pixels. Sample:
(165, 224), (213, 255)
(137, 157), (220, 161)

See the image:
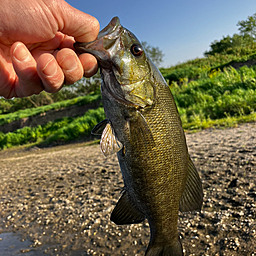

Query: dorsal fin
(179, 157), (203, 212)
(111, 190), (145, 225)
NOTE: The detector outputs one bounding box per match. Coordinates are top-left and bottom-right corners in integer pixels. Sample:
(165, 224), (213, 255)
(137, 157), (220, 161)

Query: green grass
(0, 107), (105, 150)
(160, 50), (256, 84)
(0, 49), (256, 150)
(182, 112), (256, 131)
(0, 93), (101, 126)
(171, 66), (256, 127)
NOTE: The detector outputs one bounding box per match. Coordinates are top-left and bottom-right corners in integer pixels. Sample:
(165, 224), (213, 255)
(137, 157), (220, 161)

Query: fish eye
(130, 44), (143, 57)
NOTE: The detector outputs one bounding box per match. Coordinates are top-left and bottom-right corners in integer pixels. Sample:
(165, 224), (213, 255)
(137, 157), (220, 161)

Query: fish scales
(123, 86), (188, 238)
(74, 16), (203, 256)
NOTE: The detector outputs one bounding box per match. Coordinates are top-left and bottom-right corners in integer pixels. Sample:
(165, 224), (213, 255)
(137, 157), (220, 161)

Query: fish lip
(97, 16), (121, 40)
(74, 16), (122, 64)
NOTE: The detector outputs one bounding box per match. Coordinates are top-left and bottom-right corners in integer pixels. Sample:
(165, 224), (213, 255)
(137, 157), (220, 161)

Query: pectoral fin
(101, 122), (123, 156)
(111, 190), (145, 225)
(91, 119), (109, 135)
(179, 157), (203, 212)
(92, 120), (123, 156)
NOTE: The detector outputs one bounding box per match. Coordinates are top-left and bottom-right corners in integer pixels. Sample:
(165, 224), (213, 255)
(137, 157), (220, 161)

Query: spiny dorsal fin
(179, 157), (203, 212)
(91, 119), (109, 135)
(100, 122), (123, 156)
(111, 190), (145, 225)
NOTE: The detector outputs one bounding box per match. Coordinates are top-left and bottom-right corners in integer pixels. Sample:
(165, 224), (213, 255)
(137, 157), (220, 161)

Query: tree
(204, 36), (233, 56)
(204, 13), (256, 56)
(237, 13), (256, 40)
(141, 41), (164, 67)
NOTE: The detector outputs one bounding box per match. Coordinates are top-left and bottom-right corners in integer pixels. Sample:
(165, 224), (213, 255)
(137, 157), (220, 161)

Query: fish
(74, 17), (203, 256)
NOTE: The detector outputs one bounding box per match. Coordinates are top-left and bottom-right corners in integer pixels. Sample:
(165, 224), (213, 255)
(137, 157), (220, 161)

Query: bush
(171, 66), (256, 125)
(0, 93), (101, 126)
(0, 108), (105, 149)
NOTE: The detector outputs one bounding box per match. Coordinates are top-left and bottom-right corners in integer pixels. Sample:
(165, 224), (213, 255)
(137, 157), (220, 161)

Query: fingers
(11, 42), (65, 96)
(55, 48), (83, 85)
(0, 48), (16, 99)
(9, 42), (99, 97)
(37, 49), (98, 90)
(37, 49), (97, 90)
(78, 53), (98, 78)
(11, 42), (43, 97)
(36, 53), (64, 93)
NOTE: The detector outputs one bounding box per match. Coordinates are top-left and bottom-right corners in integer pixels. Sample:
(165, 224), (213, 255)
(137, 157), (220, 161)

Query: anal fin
(111, 190), (145, 225)
(179, 157), (203, 212)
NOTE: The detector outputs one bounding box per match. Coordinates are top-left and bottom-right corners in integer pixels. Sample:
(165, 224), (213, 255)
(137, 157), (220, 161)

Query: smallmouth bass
(74, 17), (203, 256)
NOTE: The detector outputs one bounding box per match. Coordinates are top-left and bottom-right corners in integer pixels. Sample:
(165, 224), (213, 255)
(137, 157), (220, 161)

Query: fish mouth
(74, 17), (122, 67)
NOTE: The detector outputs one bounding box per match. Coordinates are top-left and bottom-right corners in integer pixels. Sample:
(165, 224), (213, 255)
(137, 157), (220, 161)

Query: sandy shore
(0, 123), (255, 255)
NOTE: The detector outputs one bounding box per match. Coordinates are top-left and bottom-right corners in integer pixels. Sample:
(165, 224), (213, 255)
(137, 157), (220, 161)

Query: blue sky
(67, 0), (256, 67)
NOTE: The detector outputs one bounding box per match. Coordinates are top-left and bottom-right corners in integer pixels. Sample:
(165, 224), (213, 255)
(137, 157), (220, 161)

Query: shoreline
(0, 122), (255, 255)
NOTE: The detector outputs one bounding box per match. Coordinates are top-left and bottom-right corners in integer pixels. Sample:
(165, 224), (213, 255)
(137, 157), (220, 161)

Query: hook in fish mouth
(74, 16), (123, 65)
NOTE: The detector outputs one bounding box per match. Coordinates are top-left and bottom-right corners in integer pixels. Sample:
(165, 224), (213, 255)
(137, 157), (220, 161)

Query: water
(0, 232), (44, 256)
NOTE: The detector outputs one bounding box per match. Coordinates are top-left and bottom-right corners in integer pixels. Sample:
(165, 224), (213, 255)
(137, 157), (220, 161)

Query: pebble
(0, 123), (255, 255)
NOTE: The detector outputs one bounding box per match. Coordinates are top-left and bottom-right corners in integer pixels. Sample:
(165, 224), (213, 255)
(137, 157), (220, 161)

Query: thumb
(54, 1), (100, 43)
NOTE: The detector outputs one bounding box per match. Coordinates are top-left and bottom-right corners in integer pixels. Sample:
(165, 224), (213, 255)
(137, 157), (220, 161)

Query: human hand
(0, 0), (99, 98)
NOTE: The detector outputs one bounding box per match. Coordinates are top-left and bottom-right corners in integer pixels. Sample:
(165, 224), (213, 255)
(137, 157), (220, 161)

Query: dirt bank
(0, 123), (255, 255)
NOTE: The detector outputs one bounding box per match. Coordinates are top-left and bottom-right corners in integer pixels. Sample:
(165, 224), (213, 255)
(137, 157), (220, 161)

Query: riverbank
(0, 123), (255, 255)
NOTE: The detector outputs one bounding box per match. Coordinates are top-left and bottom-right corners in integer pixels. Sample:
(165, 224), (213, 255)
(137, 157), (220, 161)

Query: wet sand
(0, 123), (255, 255)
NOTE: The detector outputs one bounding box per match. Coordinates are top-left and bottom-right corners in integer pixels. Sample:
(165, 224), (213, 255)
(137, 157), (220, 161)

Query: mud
(0, 123), (255, 256)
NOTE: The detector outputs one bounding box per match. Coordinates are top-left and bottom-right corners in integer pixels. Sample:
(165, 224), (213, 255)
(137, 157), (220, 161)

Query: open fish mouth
(74, 17), (154, 108)
(74, 17), (123, 66)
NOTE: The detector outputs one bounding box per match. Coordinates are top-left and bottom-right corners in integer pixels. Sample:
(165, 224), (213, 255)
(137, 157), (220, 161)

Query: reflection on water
(0, 232), (89, 255)
(0, 232), (42, 256)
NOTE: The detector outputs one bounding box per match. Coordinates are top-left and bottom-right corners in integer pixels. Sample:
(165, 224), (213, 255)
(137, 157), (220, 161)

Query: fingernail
(61, 54), (77, 71)
(13, 43), (29, 62)
(42, 58), (58, 77)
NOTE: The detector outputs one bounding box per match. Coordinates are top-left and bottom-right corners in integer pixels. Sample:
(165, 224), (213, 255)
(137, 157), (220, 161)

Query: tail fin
(145, 239), (183, 256)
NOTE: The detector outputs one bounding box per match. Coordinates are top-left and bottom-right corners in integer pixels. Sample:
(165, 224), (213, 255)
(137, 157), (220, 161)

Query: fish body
(74, 17), (203, 256)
